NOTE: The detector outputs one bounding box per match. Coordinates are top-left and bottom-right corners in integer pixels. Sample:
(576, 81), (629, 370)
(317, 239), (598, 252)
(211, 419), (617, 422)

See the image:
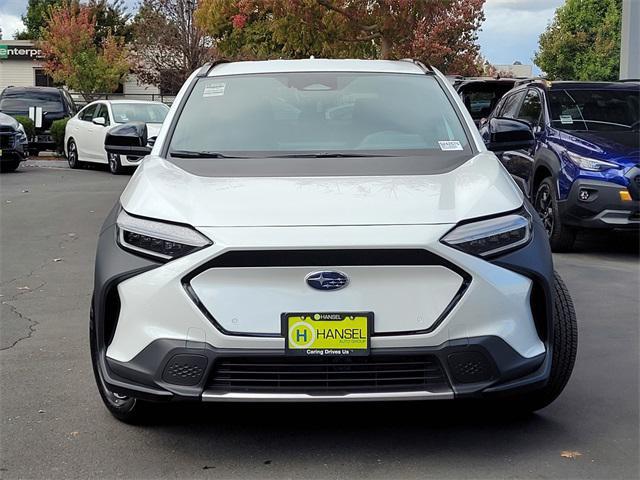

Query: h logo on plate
(296, 329), (308, 343)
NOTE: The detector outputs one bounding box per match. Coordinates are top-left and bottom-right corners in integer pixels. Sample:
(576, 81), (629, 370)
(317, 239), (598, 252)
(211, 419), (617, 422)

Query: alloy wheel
(68, 142), (78, 168)
(535, 184), (554, 237)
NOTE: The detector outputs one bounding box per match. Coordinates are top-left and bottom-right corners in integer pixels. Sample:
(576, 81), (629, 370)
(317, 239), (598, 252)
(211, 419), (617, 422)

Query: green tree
(534, 0), (622, 81)
(87, 0), (133, 45)
(16, 0), (64, 39)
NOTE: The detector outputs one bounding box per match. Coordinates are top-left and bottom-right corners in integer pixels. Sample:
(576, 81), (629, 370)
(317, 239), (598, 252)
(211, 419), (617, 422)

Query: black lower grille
(0, 134), (15, 149)
(207, 355), (450, 394)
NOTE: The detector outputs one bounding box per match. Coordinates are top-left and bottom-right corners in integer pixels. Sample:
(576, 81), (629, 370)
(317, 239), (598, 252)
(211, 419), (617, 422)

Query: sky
(1, 0), (564, 72)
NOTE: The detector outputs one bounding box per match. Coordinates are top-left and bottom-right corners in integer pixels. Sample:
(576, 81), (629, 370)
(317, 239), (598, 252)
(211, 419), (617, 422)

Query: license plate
(282, 312), (372, 356)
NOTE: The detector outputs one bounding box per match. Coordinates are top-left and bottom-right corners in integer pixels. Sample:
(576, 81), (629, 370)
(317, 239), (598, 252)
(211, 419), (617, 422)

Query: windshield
(0, 91), (63, 114)
(549, 88), (639, 132)
(111, 103), (169, 124)
(169, 72), (470, 157)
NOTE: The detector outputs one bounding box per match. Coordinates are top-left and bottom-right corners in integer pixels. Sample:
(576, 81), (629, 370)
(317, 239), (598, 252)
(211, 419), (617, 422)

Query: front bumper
(0, 134), (26, 162)
(101, 336), (547, 402)
(92, 202), (554, 402)
(559, 178), (640, 229)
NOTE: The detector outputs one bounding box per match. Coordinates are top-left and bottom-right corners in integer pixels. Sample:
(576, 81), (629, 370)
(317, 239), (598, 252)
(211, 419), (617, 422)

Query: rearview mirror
(484, 117), (535, 152)
(92, 117), (106, 126)
(104, 122), (151, 157)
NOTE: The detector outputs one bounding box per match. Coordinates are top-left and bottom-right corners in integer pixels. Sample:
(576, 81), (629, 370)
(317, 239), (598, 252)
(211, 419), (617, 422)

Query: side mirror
(104, 121), (151, 157)
(485, 117), (535, 152)
(92, 117), (106, 126)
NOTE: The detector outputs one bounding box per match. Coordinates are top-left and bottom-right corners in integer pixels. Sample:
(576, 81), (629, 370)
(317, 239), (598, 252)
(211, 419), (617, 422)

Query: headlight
(17, 124), (28, 143)
(116, 210), (211, 260)
(566, 151), (618, 172)
(441, 209), (531, 258)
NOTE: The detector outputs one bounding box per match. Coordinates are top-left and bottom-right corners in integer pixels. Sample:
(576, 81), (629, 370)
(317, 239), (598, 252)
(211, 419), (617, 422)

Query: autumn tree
(535, 0), (622, 81)
(132, 0), (214, 95)
(195, 0), (485, 75)
(41, 1), (131, 100)
(195, 0), (373, 59)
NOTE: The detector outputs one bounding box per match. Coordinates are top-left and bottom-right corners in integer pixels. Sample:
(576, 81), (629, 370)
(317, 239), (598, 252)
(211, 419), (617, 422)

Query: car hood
(558, 130), (640, 167)
(120, 153), (523, 227)
(146, 123), (162, 138)
(0, 112), (21, 130)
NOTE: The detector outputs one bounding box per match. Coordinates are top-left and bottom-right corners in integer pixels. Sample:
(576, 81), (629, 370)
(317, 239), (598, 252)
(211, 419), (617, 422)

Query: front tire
(534, 178), (576, 251)
(506, 271), (578, 412)
(0, 160), (20, 173)
(108, 153), (124, 175)
(90, 302), (150, 423)
(67, 139), (82, 169)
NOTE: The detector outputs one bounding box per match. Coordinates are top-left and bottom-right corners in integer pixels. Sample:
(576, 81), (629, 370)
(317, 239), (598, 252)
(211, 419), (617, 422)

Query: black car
(0, 86), (76, 155)
(454, 78), (518, 126)
(0, 112), (28, 172)
(479, 79), (639, 250)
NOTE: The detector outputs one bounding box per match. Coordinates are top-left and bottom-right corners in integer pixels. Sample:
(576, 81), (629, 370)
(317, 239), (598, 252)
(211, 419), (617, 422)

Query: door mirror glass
(104, 121), (151, 157)
(92, 117), (106, 126)
(484, 117), (535, 152)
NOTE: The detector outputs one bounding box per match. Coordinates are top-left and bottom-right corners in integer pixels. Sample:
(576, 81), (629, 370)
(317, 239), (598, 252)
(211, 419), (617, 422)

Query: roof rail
(514, 77), (548, 87)
(399, 58), (433, 73)
(619, 78), (640, 82)
(196, 59), (230, 77)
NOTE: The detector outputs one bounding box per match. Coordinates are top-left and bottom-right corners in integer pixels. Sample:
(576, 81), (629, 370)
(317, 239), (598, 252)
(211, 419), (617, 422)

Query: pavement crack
(0, 300), (40, 351)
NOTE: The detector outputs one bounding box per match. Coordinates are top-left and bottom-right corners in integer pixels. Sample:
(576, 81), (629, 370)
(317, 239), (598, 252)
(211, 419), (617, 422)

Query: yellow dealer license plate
(282, 312), (372, 356)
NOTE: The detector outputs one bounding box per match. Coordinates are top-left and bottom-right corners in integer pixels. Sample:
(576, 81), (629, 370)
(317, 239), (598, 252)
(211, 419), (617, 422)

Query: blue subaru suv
(479, 80), (639, 251)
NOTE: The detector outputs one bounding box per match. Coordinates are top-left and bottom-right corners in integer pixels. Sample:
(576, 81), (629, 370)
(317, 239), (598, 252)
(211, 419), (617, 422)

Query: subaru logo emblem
(305, 271), (349, 291)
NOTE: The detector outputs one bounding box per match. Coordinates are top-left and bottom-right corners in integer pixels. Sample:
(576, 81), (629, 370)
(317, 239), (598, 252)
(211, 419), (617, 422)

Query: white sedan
(64, 100), (169, 174)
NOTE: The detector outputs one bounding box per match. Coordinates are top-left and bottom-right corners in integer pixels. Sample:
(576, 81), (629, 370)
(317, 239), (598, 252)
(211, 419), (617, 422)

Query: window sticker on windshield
(438, 140), (463, 151)
(203, 83), (226, 97)
(560, 115), (574, 124)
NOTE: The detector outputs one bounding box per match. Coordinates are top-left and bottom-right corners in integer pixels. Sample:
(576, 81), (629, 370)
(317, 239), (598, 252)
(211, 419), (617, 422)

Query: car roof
(514, 80), (639, 92)
(207, 59), (426, 77)
(548, 81), (640, 90)
(1, 86), (62, 95)
(104, 100), (167, 105)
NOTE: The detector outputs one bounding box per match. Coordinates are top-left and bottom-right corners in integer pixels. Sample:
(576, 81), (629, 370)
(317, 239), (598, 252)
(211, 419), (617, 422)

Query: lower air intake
(207, 355), (450, 394)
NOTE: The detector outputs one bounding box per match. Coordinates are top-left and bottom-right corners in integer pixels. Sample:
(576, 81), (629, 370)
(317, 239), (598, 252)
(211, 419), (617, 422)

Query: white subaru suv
(92, 59), (577, 422)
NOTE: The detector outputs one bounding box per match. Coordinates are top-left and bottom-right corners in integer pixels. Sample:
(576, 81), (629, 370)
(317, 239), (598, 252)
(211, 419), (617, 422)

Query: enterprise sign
(0, 44), (44, 60)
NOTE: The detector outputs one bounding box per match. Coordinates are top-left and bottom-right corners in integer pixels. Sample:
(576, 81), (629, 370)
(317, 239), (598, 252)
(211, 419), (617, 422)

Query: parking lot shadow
(570, 230), (639, 256)
(129, 400), (569, 471)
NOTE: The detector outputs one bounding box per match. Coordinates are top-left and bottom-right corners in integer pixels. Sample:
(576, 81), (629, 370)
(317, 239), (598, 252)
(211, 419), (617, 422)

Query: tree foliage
(40, 1), (131, 100)
(534, 0), (622, 81)
(132, 0), (214, 95)
(195, 0), (485, 75)
(16, 0), (130, 41)
(87, 0), (133, 45)
(16, 0), (64, 39)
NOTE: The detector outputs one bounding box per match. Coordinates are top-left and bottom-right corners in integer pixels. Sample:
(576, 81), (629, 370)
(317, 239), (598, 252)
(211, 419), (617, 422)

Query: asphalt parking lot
(1, 160), (638, 480)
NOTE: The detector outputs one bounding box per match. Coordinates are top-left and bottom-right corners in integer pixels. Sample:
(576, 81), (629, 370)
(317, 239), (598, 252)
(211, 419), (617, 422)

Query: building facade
(0, 40), (163, 104)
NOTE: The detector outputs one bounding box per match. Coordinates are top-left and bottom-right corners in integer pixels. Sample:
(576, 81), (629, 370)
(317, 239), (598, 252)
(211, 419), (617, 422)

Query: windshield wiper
(268, 152), (391, 158)
(169, 150), (243, 158)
